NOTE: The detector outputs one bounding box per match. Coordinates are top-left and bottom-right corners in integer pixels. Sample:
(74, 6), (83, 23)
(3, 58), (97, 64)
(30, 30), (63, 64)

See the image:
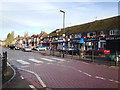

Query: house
(43, 16), (120, 53)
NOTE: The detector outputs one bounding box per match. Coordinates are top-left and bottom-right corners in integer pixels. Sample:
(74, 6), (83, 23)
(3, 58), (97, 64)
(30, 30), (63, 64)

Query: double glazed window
(75, 34), (81, 38)
(87, 32), (96, 37)
(109, 30), (120, 35)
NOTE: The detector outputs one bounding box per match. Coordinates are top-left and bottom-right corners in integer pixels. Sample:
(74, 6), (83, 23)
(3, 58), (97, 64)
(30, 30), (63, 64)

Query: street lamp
(60, 10), (65, 58)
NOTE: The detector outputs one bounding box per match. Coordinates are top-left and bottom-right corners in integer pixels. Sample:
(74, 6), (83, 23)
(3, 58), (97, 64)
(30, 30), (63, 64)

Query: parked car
(8, 45), (20, 50)
(29, 46), (35, 50)
(22, 46), (31, 52)
(106, 52), (120, 62)
(8, 45), (15, 50)
(35, 46), (47, 51)
(68, 47), (80, 55)
(57, 45), (63, 51)
(15, 45), (20, 50)
(59, 46), (69, 51)
(85, 48), (110, 55)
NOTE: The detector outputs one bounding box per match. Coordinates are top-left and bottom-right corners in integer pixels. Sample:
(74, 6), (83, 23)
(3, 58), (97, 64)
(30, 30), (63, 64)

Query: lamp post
(60, 10), (65, 58)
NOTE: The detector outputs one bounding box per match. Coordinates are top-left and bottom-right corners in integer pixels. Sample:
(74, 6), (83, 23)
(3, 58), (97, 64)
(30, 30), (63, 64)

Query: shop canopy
(70, 38), (84, 44)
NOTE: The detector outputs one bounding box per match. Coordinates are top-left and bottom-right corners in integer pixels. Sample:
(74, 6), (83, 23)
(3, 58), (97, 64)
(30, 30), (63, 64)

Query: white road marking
(114, 81), (120, 83)
(20, 76), (24, 79)
(21, 66), (28, 68)
(78, 70), (82, 72)
(29, 85), (37, 90)
(81, 62), (88, 64)
(83, 72), (92, 77)
(41, 58), (54, 62)
(46, 63), (53, 64)
(51, 58), (65, 61)
(29, 59), (43, 63)
(108, 79), (114, 82)
(95, 76), (106, 80)
(18, 68), (46, 88)
(16, 60), (30, 65)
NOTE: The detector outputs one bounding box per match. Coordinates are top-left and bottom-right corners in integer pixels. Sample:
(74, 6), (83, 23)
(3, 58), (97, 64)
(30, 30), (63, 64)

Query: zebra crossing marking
(16, 60), (30, 65)
(41, 58), (54, 62)
(29, 59), (43, 63)
(51, 58), (65, 61)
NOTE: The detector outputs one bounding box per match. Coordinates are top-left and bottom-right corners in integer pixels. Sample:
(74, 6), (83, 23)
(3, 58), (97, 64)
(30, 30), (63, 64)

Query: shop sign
(106, 36), (120, 40)
(85, 38), (99, 42)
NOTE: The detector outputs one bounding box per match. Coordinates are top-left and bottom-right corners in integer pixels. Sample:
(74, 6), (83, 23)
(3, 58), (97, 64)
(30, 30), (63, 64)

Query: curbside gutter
(2, 62), (16, 86)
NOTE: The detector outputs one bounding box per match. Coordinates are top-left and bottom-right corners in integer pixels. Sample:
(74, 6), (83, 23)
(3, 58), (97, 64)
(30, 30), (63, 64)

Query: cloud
(0, 2), (118, 40)
(1, 0), (120, 2)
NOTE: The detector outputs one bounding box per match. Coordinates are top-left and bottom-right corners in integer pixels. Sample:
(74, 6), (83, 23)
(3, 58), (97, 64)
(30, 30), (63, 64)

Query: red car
(85, 48), (110, 55)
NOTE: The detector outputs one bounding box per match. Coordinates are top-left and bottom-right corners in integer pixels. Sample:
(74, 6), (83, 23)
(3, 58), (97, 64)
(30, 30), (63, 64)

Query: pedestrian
(80, 47), (84, 58)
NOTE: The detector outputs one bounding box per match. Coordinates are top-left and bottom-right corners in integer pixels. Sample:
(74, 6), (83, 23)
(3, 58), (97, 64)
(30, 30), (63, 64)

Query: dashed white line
(29, 85), (37, 90)
(108, 79), (114, 82)
(20, 76), (24, 79)
(114, 81), (120, 83)
(95, 76), (106, 80)
(83, 72), (92, 77)
(78, 70), (82, 72)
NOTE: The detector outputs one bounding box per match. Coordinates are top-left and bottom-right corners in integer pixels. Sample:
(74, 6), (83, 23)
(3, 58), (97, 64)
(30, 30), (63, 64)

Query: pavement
(2, 65), (33, 89)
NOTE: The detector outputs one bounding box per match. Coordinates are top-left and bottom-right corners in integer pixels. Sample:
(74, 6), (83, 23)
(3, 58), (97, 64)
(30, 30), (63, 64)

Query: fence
(1, 51), (7, 79)
(49, 47), (120, 67)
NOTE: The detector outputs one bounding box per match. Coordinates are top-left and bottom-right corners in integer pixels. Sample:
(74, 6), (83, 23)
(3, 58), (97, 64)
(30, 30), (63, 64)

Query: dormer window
(100, 31), (105, 36)
(87, 32), (96, 37)
(75, 34), (81, 38)
(109, 30), (120, 35)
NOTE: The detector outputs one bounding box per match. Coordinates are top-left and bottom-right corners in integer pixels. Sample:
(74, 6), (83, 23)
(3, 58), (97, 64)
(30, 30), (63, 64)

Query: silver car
(22, 46), (32, 52)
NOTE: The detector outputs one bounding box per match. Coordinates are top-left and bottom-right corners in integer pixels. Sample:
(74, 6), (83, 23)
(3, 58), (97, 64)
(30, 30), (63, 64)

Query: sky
(0, 0), (119, 40)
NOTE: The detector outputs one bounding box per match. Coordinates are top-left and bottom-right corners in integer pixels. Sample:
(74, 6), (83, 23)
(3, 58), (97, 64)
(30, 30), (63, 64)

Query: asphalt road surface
(1, 47), (120, 89)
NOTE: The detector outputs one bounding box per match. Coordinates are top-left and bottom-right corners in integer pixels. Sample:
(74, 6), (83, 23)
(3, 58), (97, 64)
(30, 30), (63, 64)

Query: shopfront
(70, 38), (84, 48)
(106, 36), (120, 53)
(85, 37), (99, 50)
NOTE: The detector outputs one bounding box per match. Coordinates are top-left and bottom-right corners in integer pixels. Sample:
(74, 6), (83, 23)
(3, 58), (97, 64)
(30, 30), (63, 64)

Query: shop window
(70, 35), (72, 38)
(59, 36), (63, 39)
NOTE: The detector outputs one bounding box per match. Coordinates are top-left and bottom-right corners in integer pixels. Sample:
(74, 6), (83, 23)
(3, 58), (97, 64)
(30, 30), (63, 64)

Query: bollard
(116, 51), (119, 66)
(62, 49), (64, 58)
(50, 48), (51, 55)
(53, 48), (54, 56)
(92, 51), (95, 63)
(2, 51), (7, 80)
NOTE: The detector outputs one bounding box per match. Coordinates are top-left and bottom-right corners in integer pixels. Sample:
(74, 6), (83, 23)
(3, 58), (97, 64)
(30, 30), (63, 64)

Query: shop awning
(70, 38), (84, 44)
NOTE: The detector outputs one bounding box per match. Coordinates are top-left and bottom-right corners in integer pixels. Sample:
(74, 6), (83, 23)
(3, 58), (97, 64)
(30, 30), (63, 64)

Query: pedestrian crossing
(16, 57), (67, 65)
(17, 60), (30, 65)
(29, 59), (43, 63)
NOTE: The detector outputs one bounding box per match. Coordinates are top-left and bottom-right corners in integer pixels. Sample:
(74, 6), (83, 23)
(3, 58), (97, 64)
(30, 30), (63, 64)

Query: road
(1, 47), (120, 89)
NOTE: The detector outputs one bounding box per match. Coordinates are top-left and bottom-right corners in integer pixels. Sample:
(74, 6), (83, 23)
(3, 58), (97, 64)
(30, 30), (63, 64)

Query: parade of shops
(15, 16), (120, 53)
